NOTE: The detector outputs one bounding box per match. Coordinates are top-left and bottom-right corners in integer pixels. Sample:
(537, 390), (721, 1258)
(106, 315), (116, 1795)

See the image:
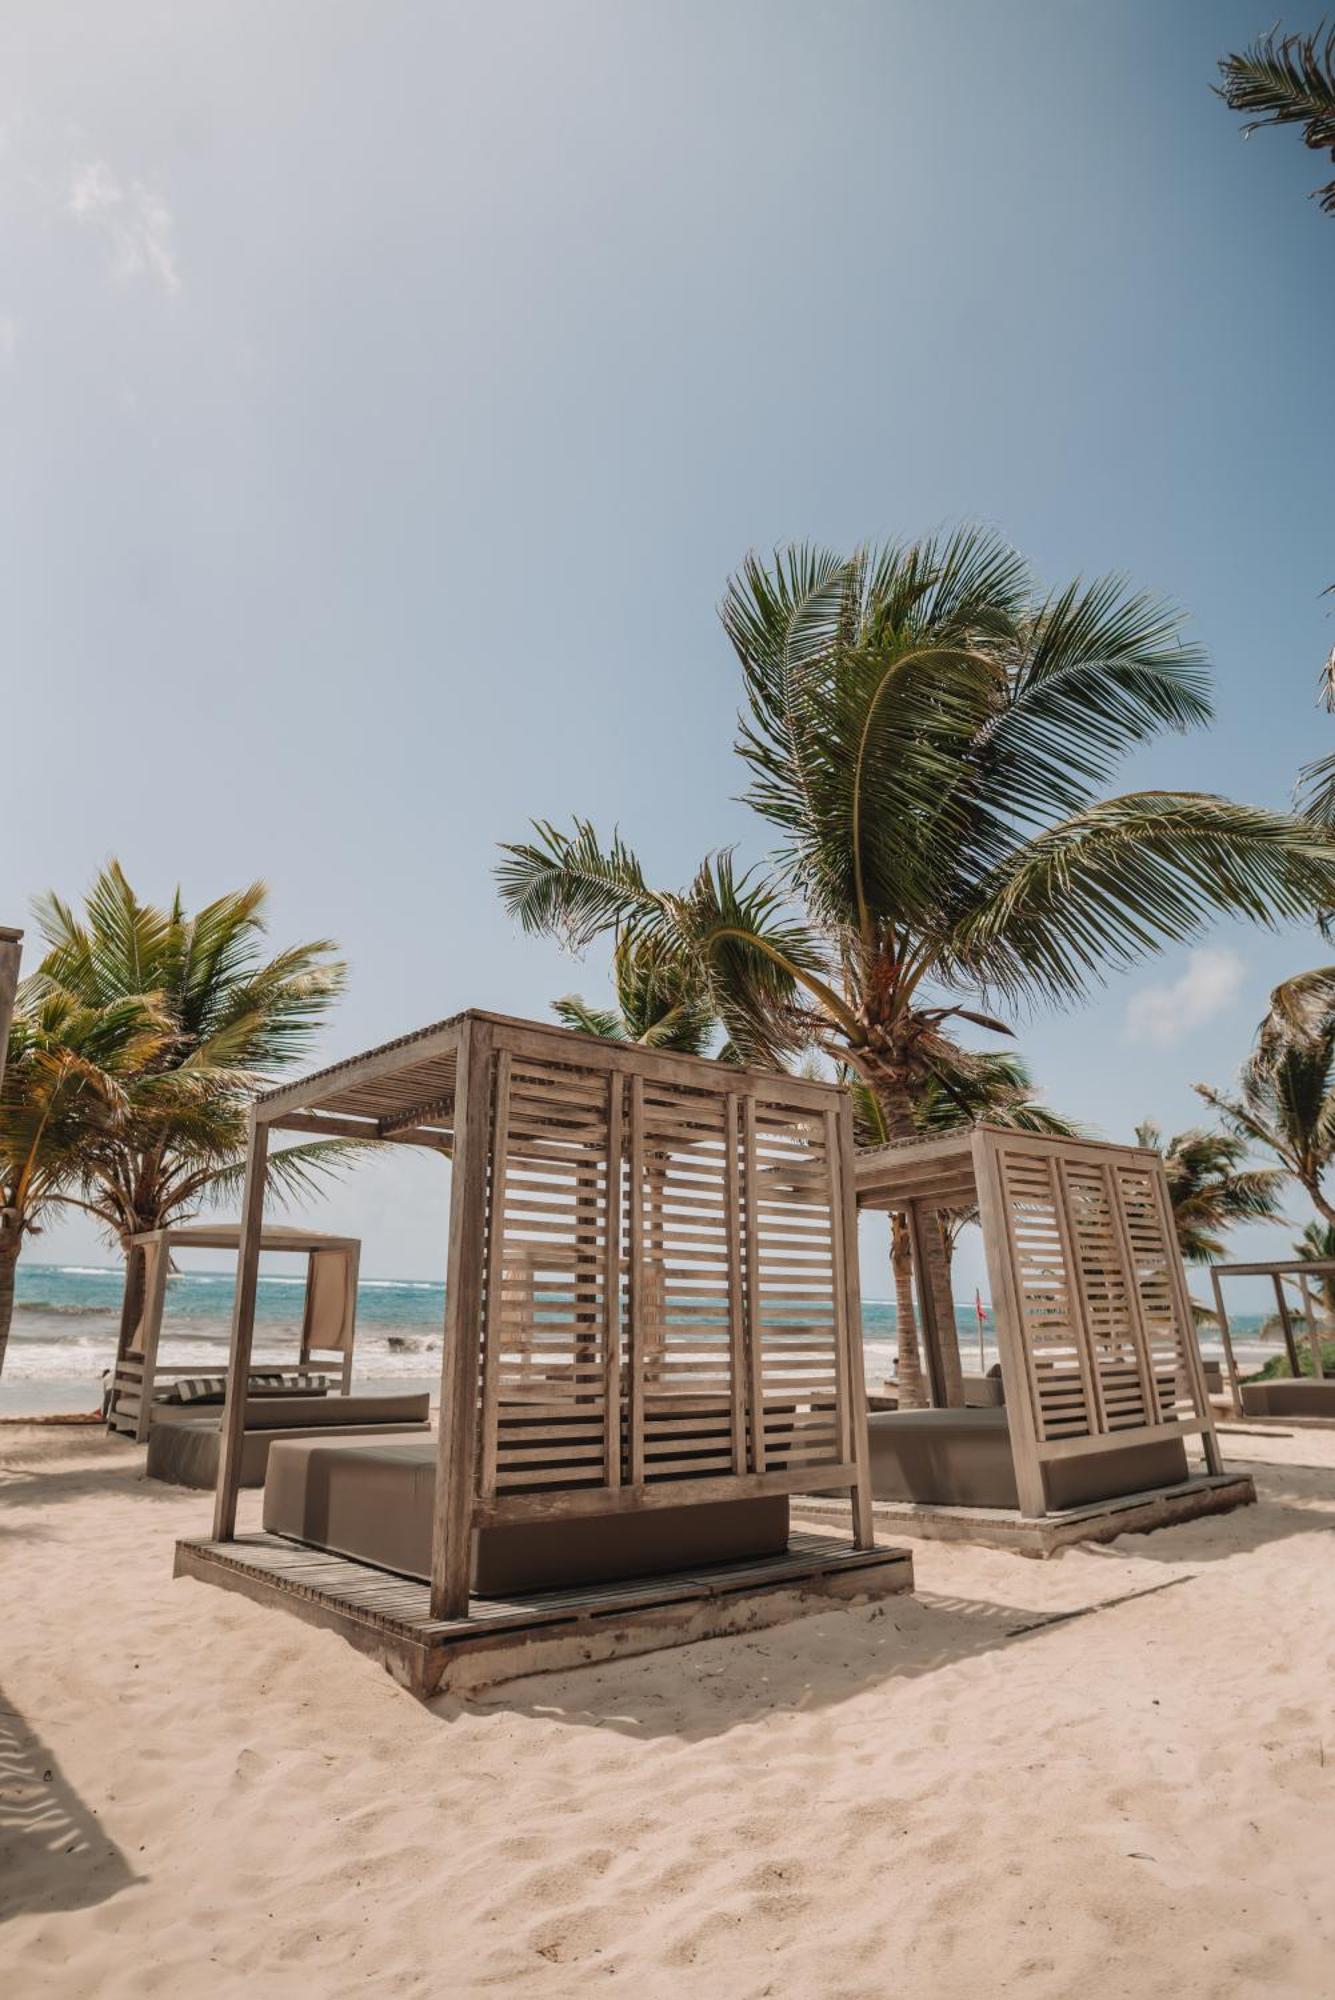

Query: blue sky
(4, 1), (1333, 1299)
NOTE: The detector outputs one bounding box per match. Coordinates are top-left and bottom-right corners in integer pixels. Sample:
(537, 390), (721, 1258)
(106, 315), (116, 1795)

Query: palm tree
(1135, 1119), (1286, 1264)
(552, 931), (717, 1053)
(499, 529), (1335, 1394)
(31, 864), (351, 1322)
(1197, 970), (1335, 1227)
(1218, 23), (1335, 214)
(0, 984), (166, 1376)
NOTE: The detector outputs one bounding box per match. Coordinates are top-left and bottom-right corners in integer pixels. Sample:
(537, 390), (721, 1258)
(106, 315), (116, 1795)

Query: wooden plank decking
(175, 1529), (913, 1697)
(793, 1473), (1256, 1558)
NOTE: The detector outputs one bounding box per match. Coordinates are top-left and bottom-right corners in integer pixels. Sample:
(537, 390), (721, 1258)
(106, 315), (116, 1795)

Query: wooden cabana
(176, 1011), (911, 1692)
(106, 1222), (361, 1442)
(849, 1125), (1253, 1551)
(1210, 1257), (1335, 1422)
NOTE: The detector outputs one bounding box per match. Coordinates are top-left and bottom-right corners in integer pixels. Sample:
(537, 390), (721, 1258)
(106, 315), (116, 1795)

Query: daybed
(263, 1434), (790, 1595)
(866, 1407), (1189, 1510)
(147, 1390), (431, 1489)
(1238, 1379), (1335, 1421)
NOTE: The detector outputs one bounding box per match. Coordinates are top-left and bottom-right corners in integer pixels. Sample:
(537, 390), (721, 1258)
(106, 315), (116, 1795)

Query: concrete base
(794, 1473), (1256, 1558)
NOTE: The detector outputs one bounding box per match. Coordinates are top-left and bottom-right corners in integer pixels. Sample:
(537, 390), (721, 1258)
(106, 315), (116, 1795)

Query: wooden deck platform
(793, 1473), (1256, 1558)
(174, 1529), (914, 1697)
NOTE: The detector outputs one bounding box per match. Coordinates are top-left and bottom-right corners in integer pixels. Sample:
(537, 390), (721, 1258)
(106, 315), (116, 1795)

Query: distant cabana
(176, 1011), (912, 1693)
(107, 1222), (362, 1441)
(1210, 1256), (1335, 1423)
(850, 1125), (1253, 1553)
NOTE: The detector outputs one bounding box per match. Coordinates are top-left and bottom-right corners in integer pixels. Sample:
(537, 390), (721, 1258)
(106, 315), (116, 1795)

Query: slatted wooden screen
(977, 1130), (1208, 1458)
(474, 1027), (863, 1522)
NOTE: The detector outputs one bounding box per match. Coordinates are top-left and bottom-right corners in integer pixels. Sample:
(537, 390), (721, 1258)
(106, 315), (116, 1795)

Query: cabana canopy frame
(855, 1124), (1223, 1516)
(212, 1011), (874, 1620)
(1209, 1256), (1335, 1413)
(108, 1223), (361, 1442)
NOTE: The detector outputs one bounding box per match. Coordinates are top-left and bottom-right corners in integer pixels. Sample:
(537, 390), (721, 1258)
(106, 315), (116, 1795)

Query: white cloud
(0, 315), (16, 364)
(67, 160), (180, 297)
(1124, 948), (1246, 1050)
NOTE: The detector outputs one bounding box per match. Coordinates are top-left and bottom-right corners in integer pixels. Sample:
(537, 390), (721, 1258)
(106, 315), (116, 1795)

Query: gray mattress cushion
(262, 1435), (791, 1595)
(1240, 1378), (1335, 1418)
(867, 1405), (1190, 1511)
(152, 1391), (430, 1432)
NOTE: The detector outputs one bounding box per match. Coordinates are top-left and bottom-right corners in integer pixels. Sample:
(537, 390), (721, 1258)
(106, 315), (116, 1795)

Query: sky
(2, 1), (1333, 1304)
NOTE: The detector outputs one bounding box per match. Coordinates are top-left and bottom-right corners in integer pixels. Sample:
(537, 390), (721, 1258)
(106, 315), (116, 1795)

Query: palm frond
(1218, 23), (1335, 213)
(952, 793), (1335, 1004)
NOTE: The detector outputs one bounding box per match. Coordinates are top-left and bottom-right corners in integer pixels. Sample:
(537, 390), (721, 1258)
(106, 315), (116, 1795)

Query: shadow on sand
(0, 1688), (141, 1922)
(445, 1574), (1197, 1739)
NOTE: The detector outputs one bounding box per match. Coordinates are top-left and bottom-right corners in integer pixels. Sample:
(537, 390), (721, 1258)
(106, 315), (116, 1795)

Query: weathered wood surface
(175, 1528), (914, 1696)
(794, 1471), (1256, 1558)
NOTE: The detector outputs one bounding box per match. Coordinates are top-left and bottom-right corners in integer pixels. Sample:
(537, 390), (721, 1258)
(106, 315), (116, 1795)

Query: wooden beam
(270, 1111), (448, 1149)
(212, 1113), (270, 1540)
(429, 1018), (493, 1621)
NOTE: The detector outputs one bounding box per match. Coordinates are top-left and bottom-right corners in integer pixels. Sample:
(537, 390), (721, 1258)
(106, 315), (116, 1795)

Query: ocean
(0, 1260), (1275, 1416)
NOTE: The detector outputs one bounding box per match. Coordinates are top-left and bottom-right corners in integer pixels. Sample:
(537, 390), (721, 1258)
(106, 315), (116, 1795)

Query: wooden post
(430, 1020), (492, 1621)
(723, 1094), (747, 1475)
(1297, 1273), (1325, 1380)
(1272, 1272), (1302, 1379)
(905, 1201), (949, 1408)
(972, 1131), (1047, 1518)
(741, 1095), (766, 1471)
(477, 1050), (512, 1501)
(602, 1071), (623, 1488)
(626, 1076), (647, 1485)
(134, 1237), (171, 1443)
(1210, 1268), (1243, 1417)
(341, 1241), (358, 1393)
(212, 1114), (270, 1540)
(1146, 1164), (1223, 1476)
(834, 1097), (874, 1549)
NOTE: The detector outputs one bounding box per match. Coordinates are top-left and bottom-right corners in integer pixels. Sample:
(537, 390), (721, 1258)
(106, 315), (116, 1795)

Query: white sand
(4, 1423), (1335, 1998)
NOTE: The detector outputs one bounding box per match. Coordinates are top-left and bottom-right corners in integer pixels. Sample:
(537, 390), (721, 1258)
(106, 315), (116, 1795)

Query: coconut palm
(30, 865), (351, 1321)
(1134, 1119), (1286, 1265)
(1196, 970), (1335, 1228)
(552, 931), (717, 1053)
(0, 985), (166, 1376)
(849, 1048), (1080, 1407)
(500, 529), (1335, 1395)
(1218, 23), (1335, 214)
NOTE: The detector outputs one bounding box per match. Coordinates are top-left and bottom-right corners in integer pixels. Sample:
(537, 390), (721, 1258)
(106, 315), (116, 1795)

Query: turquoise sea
(0, 1260), (1273, 1415)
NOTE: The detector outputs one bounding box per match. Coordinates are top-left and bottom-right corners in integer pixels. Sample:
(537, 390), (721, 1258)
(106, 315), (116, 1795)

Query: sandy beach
(3, 1421), (1334, 1999)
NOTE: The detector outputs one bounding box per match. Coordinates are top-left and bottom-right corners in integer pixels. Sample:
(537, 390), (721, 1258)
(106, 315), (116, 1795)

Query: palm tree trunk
(1305, 1177), (1335, 1231)
(890, 1213), (928, 1409)
(869, 1073), (966, 1408)
(0, 1224), (20, 1383)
